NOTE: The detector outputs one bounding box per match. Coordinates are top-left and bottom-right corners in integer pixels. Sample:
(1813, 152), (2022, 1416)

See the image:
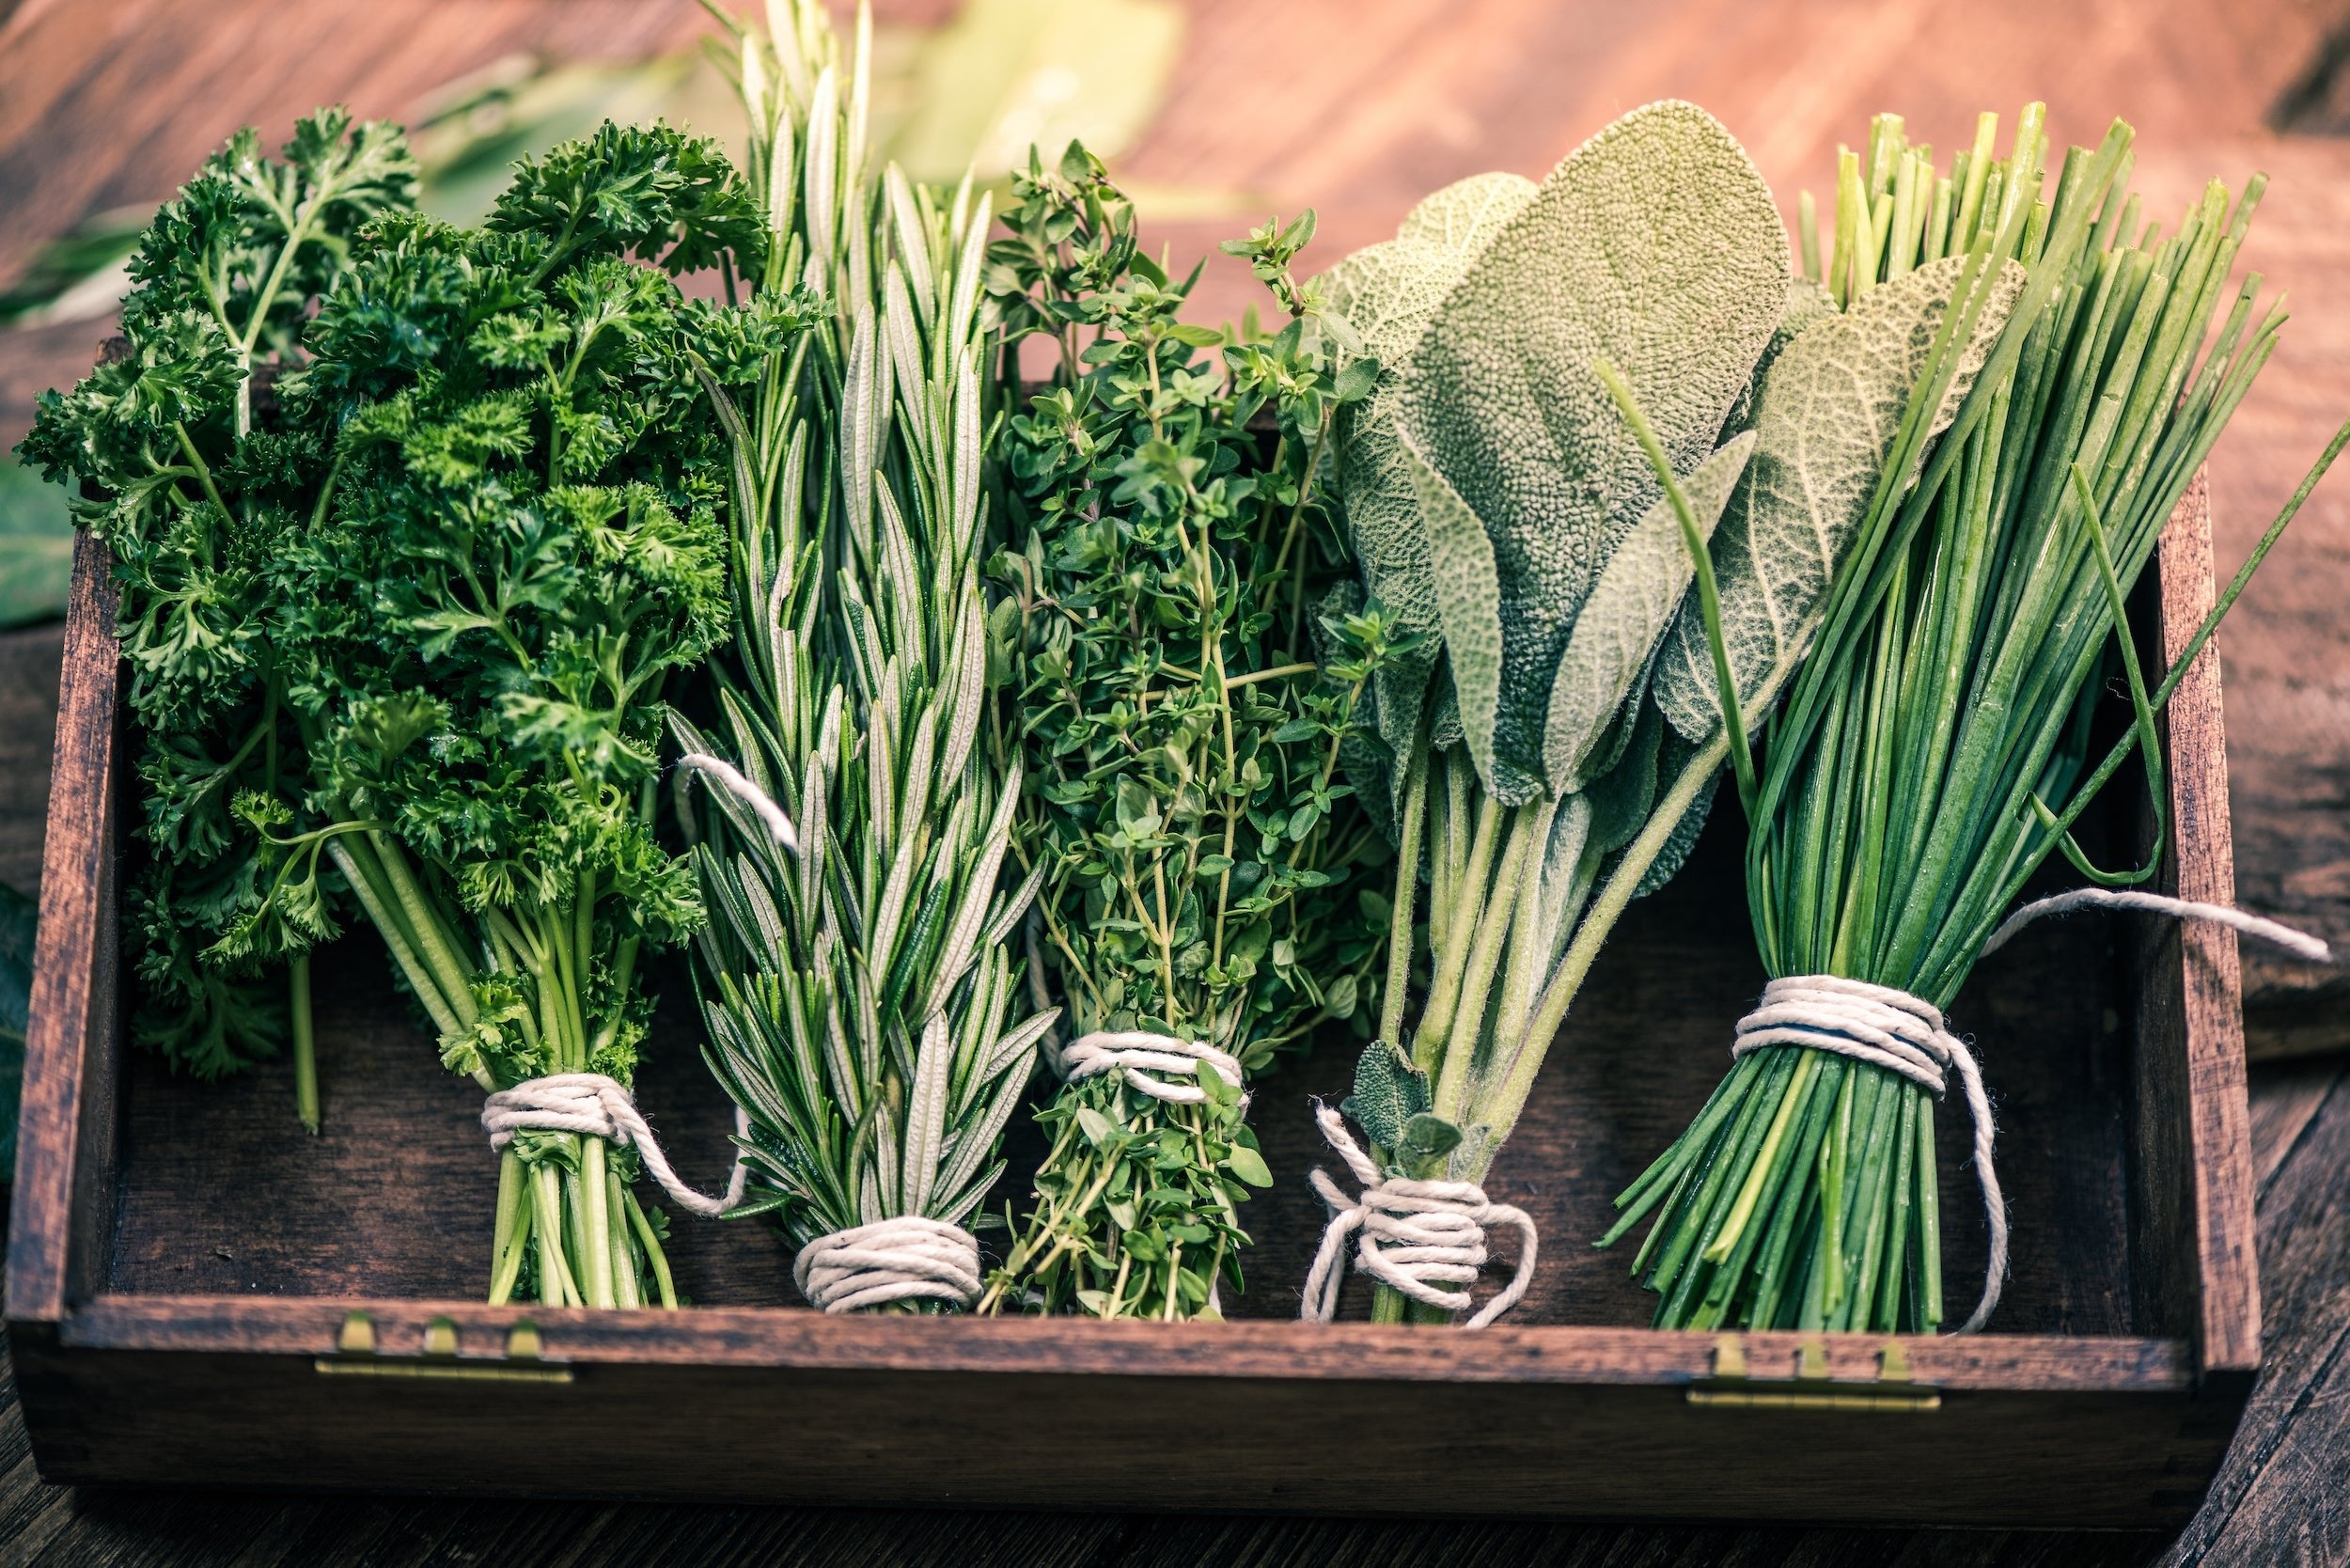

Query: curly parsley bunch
(23, 114), (775, 1308)
(975, 146), (1405, 1319)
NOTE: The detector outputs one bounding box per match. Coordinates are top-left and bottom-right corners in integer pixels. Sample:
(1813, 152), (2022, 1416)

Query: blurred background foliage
(0, 0), (1212, 632)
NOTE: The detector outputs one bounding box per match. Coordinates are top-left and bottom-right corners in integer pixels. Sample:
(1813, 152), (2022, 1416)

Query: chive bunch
(1606, 107), (2341, 1333)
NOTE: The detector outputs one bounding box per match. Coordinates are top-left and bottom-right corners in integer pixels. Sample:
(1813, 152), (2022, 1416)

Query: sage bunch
(972, 149), (1399, 1320)
(683, 0), (1053, 1310)
(1605, 108), (2347, 1333)
(1312, 94), (2045, 1325)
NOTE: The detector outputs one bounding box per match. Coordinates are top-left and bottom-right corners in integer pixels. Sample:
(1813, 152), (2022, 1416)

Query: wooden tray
(7, 477), (2258, 1528)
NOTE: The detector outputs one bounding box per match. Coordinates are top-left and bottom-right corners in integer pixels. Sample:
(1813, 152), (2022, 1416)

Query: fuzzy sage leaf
(1403, 101), (1789, 800)
(1655, 254), (2026, 744)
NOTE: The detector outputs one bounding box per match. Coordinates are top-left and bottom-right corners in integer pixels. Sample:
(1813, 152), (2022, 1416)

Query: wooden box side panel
(16, 1309), (2216, 1528)
(2129, 472), (2261, 1378)
(7, 530), (121, 1325)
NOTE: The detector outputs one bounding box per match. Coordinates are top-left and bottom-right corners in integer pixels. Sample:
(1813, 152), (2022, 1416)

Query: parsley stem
(290, 955), (319, 1134)
(325, 837), (467, 1048)
(170, 421), (230, 516)
(366, 830), (477, 1029)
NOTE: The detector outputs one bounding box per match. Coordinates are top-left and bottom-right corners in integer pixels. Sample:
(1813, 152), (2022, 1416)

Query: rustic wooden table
(1, 0), (2346, 1561)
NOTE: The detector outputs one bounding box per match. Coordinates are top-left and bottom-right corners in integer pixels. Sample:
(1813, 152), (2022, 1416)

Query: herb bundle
(1604, 108), (2346, 1334)
(16, 112), (417, 1125)
(1308, 103), (1925, 1325)
(684, 0), (1055, 1313)
(24, 116), (765, 1307)
(971, 150), (1397, 1320)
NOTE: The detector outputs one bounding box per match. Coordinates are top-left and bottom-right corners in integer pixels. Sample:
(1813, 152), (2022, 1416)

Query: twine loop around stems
(1731, 975), (2004, 1334)
(481, 1072), (750, 1219)
(1736, 888), (2331, 1336)
(1301, 1103), (1538, 1329)
(1056, 1030), (1248, 1105)
(793, 1216), (984, 1313)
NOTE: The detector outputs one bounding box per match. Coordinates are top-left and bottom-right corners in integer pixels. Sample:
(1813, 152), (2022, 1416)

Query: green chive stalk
(684, 0), (1055, 1298)
(1605, 107), (2347, 1333)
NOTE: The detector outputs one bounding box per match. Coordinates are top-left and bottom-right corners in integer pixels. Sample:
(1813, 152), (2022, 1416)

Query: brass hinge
(314, 1311), (574, 1384)
(1686, 1335), (1940, 1411)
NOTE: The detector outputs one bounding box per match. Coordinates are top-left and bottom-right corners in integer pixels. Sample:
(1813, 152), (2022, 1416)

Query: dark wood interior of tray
(103, 788), (2141, 1337)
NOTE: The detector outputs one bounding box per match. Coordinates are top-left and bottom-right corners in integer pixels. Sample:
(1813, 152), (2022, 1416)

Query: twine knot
(481, 1072), (748, 1219)
(1734, 893), (2328, 1336)
(1732, 975), (2006, 1334)
(793, 1216), (983, 1313)
(1300, 1103), (1537, 1329)
(1056, 1030), (1246, 1105)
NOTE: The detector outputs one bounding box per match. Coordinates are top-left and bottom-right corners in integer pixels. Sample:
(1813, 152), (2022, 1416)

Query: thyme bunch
(975, 148), (1400, 1318)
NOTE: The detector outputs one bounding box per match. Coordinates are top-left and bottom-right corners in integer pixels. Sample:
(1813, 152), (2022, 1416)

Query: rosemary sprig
(683, 0), (1054, 1287)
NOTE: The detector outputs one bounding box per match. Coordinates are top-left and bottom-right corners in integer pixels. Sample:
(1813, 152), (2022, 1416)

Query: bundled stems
(1606, 105), (2346, 1333)
(687, 0), (1053, 1306)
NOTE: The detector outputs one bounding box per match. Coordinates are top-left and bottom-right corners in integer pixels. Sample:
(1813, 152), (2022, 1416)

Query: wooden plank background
(3, 0), (2349, 1562)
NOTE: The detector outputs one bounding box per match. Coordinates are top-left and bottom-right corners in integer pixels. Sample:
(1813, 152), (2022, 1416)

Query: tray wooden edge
(7, 527), (119, 1326)
(4, 477), (2258, 1407)
(59, 1290), (2194, 1392)
(2150, 470), (2262, 1385)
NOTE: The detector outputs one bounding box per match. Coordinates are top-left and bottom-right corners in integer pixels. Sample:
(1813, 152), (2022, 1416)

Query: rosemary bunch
(1605, 108), (2346, 1333)
(684, 0), (1055, 1298)
(969, 150), (1397, 1319)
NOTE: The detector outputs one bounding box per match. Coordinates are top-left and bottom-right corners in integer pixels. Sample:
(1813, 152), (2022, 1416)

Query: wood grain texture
(5, 530), (118, 1325)
(0, 0), (2346, 1561)
(0, 628), (63, 901)
(10, 1341), (2219, 1526)
(2133, 473), (2261, 1378)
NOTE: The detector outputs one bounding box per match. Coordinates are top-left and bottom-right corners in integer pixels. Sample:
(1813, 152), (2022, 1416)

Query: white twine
(1049, 1024), (1250, 1315)
(1057, 1030), (1247, 1105)
(793, 1215), (984, 1313)
(1733, 975), (2005, 1334)
(481, 1072), (750, 1219)
(674, 752), (800, 855)
(1738, 890), (2329, 1336)
(1301, 1102), (1537, 1330)
(1984, 886), (2330, 963)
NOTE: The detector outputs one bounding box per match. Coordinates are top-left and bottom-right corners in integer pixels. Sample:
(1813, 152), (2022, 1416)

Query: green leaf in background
(1403, 101), (1789, 800)
(1654, 254), (2025, 744)
(887, 0), (1183, 184)
(0, 208), (147, 330)
(0, 879), (36, 1173)
(0, 458), (75, 630)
